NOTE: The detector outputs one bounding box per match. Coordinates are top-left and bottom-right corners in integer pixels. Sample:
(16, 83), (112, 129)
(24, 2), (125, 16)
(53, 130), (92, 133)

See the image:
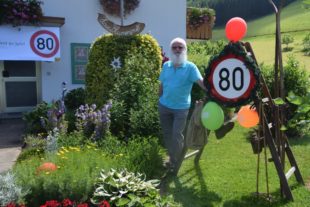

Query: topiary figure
(85, 34), (162, 138)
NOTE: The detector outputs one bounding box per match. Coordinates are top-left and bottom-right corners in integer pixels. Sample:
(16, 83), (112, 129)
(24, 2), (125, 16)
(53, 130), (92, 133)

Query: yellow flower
(45, 172), (50, 175)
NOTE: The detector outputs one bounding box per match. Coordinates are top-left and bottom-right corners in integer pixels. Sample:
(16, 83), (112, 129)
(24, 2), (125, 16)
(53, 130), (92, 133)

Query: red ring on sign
(30, 30), (60, 58)
(207, 53), (257, 104)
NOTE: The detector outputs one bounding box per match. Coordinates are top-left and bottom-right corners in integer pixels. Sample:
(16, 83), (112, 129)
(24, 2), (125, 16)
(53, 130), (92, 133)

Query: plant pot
(250, 136), (264, 154)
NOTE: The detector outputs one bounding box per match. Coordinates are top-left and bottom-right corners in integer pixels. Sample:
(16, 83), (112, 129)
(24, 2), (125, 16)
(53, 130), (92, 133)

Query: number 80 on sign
(206, 54), (258, 107)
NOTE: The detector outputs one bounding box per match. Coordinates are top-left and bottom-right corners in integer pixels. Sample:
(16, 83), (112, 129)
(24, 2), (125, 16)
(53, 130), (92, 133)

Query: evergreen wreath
(100, 0), (140, 17)
(204, 42), (260, 107)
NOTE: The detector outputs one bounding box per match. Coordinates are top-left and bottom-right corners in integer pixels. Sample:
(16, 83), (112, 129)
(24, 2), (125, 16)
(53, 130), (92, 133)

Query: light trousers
(158, 102), (189, 166)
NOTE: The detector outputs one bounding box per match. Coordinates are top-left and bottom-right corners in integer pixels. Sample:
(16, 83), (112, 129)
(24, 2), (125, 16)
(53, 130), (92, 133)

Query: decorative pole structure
(267, 0), (286, 198)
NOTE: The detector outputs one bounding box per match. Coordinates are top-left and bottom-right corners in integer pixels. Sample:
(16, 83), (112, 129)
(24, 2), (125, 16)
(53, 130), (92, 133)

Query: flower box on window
(186, 7), (216, 40)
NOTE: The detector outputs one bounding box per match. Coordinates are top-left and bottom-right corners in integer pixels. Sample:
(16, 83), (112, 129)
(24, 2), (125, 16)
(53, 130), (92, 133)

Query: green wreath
(100, 0), (140, 17)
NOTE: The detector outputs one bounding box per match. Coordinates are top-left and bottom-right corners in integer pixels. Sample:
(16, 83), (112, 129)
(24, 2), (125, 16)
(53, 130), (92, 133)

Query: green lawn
(164, 124), (310, 207)
(246, 31), (310, 70)
(210, 1), (310, 70)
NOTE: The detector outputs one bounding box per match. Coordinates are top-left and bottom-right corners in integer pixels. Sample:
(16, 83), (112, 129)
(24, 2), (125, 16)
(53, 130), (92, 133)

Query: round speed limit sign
(205, 48), (259, 107)
(30, 30), (60, 58)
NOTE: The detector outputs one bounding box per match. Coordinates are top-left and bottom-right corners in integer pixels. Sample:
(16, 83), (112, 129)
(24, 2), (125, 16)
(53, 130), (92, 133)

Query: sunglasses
(172, 46), (184, 50)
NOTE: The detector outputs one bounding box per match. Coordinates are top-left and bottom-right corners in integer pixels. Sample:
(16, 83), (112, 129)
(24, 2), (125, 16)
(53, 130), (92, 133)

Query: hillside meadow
(211, 1), (310, 69)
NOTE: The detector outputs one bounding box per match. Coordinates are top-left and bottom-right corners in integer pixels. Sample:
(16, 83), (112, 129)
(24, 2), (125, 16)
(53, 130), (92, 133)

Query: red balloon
(225, 17), (247, 42)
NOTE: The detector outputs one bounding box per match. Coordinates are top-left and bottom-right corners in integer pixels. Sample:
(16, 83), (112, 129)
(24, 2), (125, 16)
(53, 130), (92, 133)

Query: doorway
(0, 61), (41, 114)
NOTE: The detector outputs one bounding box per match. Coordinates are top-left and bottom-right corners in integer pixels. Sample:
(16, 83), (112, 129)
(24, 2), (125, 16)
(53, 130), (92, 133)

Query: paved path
(0, 118), (25, 173)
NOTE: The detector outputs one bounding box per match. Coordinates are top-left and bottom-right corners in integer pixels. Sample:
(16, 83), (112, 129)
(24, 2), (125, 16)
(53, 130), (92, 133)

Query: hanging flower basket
(187, 7), (215, 29)
(100, 0), (140, 17)
(0, 0), (43, 27)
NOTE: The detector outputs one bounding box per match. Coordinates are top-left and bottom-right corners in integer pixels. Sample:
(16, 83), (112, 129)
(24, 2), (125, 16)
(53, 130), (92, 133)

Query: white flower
(110, 57), (122, 71)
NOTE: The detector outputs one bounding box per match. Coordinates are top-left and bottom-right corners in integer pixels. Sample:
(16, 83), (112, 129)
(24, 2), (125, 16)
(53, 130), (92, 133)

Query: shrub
(23, 102), (50, 135)
(124, 136), (165, 179)
(16, 148), (45, 163)
(260, 55), (309, 98)
(281, 34), (294, 52)
(302, 32), (310, 56)
(286, 91), (310, 137)
(64, 87), (86, 133)
(57, 130), (85, 148)
(260, 56), (310, 137)
(0, 172), (26, 206)
(98, 135), (166, 179)
(85, 34), (162, 139)
(64, 88), (86, 111)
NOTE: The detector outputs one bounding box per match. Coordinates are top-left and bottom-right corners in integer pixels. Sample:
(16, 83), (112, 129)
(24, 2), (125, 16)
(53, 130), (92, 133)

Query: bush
(64, 88), (86, 111)
(85, 34), (162, 139)
(63, 87), (86, 133)
(302, 32), (310, 56)
(260, 56), (310, 137)
(261, 55), (309, 98)
(16, 148), (45, 163)
(124, 136), (165, 179)
(57, 131), (85, 148)
(281, 34), (294, 52)
(23, 102), (50, 135)
(98, 135), (166, 179)
(0, 172), (26, 206)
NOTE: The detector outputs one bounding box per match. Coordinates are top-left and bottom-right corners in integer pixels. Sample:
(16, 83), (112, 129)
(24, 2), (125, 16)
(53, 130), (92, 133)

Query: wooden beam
(40, 16), (65, 27)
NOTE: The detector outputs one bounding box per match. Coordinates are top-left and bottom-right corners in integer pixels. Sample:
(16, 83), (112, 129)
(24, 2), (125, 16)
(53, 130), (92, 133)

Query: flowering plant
(187, 7), (215, 29)
(5, 199), (110, 207)
(39, 199), (110, 207)
(0, 0), (43, 26)
(75, 101), (112, 140)
(99, 0), (140, 17)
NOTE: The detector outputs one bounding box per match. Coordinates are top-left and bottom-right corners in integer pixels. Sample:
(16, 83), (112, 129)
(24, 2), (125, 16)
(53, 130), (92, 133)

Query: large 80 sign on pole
(204, 44), (259, 107)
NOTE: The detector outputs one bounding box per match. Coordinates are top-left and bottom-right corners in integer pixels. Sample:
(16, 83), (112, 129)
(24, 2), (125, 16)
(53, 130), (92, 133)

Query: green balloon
(201, 101), (224, 130)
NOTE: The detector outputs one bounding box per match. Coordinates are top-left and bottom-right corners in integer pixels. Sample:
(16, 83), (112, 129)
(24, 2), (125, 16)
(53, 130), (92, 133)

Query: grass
(163, 124), (310, 207)
(246, 31), (310, 70)
(212, 1), (310, 39)
(210, 1), (310, 70)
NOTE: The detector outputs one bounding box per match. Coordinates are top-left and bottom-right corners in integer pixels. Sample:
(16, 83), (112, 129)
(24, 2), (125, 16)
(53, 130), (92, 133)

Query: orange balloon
(225, 17), (247, 42)
(237, 105), (259, 128)
(37, 162), (57, 172)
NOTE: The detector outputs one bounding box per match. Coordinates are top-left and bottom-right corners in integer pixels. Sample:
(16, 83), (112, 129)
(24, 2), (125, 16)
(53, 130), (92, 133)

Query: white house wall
(41, 0), (186, 102)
